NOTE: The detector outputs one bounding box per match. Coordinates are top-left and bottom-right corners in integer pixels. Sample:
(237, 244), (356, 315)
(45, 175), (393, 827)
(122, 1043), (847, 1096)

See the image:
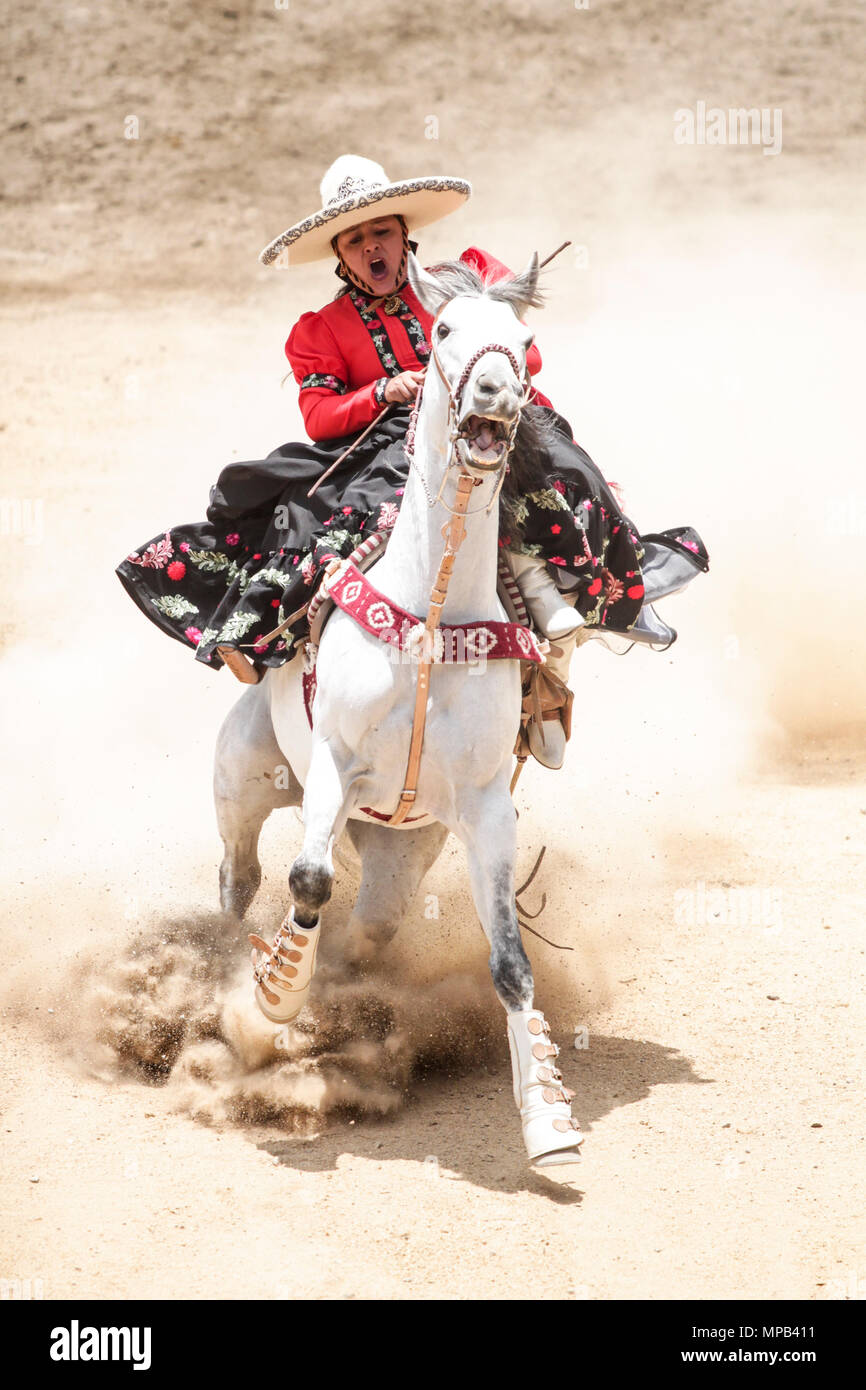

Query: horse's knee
(489, 936), (534, 1011)
(289, 853), (333, 926)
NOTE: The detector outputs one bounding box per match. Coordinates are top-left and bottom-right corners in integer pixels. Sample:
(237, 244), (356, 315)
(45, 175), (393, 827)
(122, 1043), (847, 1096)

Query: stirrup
(528, 708), (568, 770)
(515, 658), (574, 772)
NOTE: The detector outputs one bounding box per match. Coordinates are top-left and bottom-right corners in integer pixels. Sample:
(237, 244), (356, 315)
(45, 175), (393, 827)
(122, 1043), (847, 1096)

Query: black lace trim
(349, 290), (401, 377)
(348, 289), (431, 376)
(300, 372), (348, 394)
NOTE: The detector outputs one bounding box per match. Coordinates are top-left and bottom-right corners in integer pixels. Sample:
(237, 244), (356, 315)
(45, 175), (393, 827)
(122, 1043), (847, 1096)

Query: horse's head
(407, 253), (542, 474)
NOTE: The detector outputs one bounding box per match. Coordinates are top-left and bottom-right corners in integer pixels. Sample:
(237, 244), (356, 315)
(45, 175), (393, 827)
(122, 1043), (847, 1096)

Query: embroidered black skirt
(115, 406), (709, 671)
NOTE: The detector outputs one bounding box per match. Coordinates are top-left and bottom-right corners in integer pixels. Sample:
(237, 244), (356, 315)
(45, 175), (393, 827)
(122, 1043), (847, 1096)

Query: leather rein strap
(388, 469), (476, 825)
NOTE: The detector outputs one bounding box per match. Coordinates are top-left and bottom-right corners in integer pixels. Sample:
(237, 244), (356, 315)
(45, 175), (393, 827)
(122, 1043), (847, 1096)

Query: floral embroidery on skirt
(116, 407), (708, 671)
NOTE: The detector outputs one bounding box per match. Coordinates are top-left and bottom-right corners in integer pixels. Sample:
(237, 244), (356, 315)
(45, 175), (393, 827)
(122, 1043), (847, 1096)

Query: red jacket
(285, 246), (552, 441)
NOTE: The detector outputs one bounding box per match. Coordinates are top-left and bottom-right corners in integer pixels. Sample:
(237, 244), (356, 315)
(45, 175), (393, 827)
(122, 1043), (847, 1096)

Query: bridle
(404, 317), (530, 517)
(388, 317), (531, 826)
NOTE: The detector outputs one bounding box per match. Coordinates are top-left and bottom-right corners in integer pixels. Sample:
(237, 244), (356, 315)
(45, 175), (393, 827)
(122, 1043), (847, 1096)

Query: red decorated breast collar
(324, 560), (545, 665)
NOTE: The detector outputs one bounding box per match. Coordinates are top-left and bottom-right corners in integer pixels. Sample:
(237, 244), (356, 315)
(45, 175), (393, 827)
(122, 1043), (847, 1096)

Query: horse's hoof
(249, 909), (320, 1024)
(524, 1118), (584, 1167)
(531, 1146), (583, 1169)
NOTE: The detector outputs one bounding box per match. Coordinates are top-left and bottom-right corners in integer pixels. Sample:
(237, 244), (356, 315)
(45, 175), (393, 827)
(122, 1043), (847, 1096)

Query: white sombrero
(259, 155), (471, 267)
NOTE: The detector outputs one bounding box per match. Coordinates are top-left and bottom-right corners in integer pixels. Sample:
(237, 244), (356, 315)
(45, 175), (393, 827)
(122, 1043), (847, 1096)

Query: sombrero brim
(259, 177), (471, 267)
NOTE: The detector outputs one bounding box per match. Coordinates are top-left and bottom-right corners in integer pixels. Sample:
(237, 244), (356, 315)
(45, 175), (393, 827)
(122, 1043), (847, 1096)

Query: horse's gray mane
(424, 258), (545, 311)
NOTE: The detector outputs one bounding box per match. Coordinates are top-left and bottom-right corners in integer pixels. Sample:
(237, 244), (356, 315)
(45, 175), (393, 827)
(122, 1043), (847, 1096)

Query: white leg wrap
(507, 1009), (583, 1166)
(250, 908), (320, 1025)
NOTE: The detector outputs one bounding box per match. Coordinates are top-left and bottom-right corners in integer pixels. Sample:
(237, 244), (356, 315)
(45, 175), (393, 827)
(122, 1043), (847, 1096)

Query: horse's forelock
(423, 259), (545, 313)
(422, 259), (486, 301)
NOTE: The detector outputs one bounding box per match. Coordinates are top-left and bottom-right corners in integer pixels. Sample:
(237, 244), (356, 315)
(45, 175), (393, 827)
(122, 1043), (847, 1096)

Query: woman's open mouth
(458, 414), (510, 468)
(368, 258), (389, 281)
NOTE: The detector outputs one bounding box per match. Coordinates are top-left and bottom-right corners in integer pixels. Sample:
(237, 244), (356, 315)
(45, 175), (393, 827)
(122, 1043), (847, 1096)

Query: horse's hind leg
(214, 679), (300, 920)
(455, 780), (583, 1168)
(343, 820), (449, 963)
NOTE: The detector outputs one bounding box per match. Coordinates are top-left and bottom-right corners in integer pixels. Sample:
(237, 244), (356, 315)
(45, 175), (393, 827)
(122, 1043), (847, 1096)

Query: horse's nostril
(475, 374), (500, 396)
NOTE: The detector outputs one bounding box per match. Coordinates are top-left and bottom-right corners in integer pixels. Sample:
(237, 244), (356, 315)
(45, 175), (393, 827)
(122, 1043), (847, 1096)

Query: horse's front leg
(250, 733), (358, 1024)
(458, 781), (583, 1168)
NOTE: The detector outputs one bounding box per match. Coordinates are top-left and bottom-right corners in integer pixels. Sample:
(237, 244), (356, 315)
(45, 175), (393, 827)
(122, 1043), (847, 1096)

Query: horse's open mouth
(459, 414), (511, 468)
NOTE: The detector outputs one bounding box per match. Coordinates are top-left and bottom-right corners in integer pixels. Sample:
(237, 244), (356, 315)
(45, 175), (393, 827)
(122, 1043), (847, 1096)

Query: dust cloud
(55, 907), (500, 1132)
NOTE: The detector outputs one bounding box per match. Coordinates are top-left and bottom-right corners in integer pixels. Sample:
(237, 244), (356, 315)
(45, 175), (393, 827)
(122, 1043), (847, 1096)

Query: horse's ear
(407, 253), (450, 316)
(502, 252), (543, 319)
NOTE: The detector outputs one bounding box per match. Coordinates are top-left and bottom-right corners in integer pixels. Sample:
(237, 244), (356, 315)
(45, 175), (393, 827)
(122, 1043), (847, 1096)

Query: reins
(307, 408), (393, 499)
(254, 334), (524, 658)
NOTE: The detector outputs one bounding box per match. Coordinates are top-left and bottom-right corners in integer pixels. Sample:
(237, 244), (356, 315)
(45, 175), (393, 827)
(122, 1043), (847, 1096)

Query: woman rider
(116, 155), (708, 769)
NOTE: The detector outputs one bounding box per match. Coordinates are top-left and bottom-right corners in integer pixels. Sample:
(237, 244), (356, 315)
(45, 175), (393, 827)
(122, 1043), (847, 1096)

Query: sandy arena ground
(1, 1), (864, 1301)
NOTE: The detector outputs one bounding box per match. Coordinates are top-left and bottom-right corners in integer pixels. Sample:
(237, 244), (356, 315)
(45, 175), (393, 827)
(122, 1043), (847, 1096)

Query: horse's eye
(436, 323), (451, 339)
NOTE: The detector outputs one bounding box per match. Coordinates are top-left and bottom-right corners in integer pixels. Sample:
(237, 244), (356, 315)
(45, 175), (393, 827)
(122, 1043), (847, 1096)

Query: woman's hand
(383, 369), (425, 404)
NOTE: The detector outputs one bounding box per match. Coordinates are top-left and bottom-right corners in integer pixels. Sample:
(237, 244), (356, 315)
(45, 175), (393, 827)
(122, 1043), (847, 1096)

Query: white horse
(215, 254), (582, 1167)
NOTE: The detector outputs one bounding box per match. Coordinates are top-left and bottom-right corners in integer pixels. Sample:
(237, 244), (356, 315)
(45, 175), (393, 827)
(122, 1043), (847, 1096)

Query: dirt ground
(1, 1), (865, 1302)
